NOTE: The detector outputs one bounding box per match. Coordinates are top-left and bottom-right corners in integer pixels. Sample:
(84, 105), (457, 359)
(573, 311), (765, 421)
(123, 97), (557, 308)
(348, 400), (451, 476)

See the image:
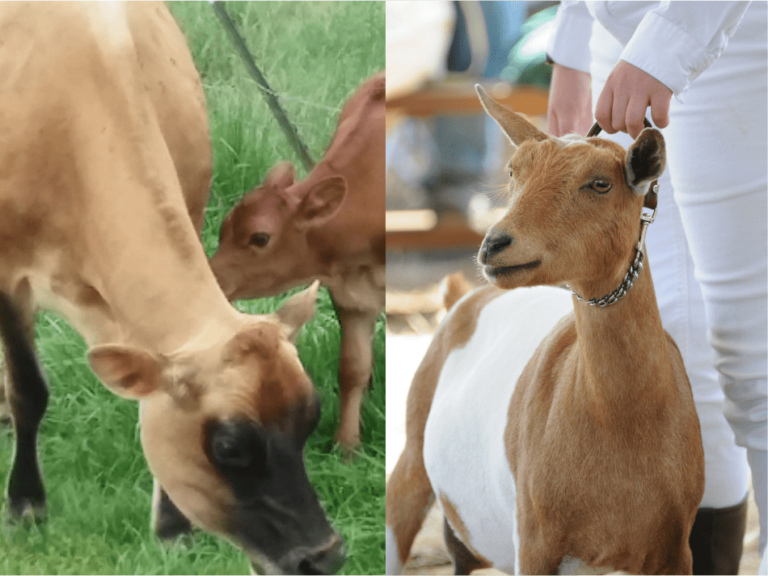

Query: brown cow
(211, 72), (385, 451)
(0, 3), (343, 574)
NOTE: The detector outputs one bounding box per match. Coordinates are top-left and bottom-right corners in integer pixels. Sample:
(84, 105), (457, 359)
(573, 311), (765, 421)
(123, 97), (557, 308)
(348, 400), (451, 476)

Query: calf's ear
(625, 128), (666, 194)
(89, 345), (164, 399)
(264, 161), (295, 189)
(276, 280), (320, 341)
(296, 176), (347, 228)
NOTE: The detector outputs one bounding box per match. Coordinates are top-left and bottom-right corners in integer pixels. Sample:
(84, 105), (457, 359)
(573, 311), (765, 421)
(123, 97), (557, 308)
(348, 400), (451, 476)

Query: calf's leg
(0, 291), (47, 521)
(335, 307), (378, 451)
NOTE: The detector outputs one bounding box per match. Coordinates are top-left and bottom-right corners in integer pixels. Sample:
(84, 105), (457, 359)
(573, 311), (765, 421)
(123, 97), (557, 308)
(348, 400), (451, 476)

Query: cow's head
(88, 282), (345, 575)
(211, 162), (347, 300)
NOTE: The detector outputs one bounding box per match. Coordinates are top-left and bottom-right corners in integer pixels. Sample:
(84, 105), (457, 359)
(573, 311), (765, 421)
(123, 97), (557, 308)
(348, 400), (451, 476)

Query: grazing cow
(386, 88), (704, 574)
(211, 72), (385, 451)
(0, 3), (344, 574)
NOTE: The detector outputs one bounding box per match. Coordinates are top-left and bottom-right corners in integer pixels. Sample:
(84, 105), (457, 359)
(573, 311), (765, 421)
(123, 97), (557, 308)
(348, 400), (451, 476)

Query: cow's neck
(569, 254), (675, 422)
(61, 191), (237, 354)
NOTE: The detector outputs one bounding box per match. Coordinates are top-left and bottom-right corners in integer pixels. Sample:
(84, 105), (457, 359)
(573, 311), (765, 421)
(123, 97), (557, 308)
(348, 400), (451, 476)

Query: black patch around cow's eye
(249, 232), (271, 248)
(205, 420), (269, 475)
(213, 436), (252, 468)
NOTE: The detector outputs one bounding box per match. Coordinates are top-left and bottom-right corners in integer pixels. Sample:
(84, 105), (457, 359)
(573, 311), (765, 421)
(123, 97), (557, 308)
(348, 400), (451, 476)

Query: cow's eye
(213, 436), (252, 468)
(249, 232), (270, 248)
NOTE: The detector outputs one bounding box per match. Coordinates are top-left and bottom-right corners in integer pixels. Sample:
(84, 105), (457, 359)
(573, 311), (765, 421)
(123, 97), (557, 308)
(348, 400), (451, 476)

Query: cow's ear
(275, 281), (320, 341)
(296, 176), (346, 228)
(88, 344), (163, 399)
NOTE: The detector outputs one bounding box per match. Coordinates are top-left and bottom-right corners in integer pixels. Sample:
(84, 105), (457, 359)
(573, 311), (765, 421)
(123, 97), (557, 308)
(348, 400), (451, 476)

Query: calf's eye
(249, 232), (270, 248)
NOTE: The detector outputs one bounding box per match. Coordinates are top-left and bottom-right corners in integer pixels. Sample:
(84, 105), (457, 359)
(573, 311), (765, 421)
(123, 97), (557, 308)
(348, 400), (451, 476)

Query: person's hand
(547, 64), (593, 137)
(595, 60), (673, 139)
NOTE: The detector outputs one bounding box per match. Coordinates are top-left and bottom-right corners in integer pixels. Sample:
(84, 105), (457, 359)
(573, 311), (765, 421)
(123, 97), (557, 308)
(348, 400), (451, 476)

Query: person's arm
(596, 2), (752, 138)
(545, 1), (594, 137)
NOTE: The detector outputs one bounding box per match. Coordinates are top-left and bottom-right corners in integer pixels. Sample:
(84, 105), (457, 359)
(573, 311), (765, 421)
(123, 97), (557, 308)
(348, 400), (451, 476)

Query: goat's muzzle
(479, 232), (513, 264)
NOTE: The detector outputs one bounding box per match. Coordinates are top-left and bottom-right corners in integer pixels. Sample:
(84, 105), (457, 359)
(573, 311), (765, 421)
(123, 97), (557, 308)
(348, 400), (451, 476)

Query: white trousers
(589, 2), (766, 550)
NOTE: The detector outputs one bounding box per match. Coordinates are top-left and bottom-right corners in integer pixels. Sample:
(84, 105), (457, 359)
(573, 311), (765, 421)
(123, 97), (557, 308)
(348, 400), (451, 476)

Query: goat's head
(211, 162), (347, 300)
(475, 86), (665, 299)
(88, 282), (345, 575)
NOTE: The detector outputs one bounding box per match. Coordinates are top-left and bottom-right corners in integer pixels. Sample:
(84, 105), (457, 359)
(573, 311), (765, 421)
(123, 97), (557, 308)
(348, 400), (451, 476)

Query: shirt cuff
(546, 7), (594, 73)
(620, 11), (715, 103)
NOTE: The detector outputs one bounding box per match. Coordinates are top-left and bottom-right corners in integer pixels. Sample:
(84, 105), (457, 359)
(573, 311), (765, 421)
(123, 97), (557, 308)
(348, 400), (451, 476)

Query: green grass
(0, 2), (384, 574)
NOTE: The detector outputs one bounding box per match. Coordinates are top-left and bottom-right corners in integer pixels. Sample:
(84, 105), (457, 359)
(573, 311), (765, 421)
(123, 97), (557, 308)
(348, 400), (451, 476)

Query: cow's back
(0, 2), (210, 240)
(126, 3), (212, 233)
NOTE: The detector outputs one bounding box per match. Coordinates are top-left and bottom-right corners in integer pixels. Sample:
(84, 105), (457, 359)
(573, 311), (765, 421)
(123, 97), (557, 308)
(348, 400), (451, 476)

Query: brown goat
(386, 87), (704, 575)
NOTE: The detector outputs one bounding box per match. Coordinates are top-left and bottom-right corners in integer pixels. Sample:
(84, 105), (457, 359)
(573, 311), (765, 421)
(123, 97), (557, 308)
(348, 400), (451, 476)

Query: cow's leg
(334, 307), (377, 451)
(0, 362), (10, 424)
(151, 478), (193, 541)
(0, 291), (47, 522)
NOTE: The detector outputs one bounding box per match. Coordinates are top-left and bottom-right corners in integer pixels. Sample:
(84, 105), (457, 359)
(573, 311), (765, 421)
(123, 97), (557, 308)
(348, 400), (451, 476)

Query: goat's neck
(569, 253), (675, 416)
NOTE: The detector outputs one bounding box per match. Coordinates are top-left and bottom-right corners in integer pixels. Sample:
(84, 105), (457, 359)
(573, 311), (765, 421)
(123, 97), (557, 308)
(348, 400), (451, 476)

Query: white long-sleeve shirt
(546, 1), (752, 101)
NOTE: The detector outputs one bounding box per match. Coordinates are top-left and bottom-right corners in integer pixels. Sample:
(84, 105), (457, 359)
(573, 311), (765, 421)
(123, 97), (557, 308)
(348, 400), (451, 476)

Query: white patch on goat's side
(423, 286), (573, 572)
(385, 526), (402, 575)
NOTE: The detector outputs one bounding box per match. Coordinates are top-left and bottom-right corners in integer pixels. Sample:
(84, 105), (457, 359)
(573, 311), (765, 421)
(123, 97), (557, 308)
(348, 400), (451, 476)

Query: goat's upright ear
(475, 84), (548, 149)
(625, 128), (666, 194)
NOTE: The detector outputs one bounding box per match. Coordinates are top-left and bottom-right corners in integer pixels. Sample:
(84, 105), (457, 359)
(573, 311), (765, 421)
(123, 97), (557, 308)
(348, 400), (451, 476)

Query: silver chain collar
(568, 184), (659, 308)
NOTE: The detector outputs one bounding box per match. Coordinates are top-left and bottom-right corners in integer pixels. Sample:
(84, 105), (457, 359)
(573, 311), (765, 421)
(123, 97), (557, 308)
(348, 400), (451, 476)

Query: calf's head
(211, 162), (347, 300)
(88, 283), (344, 575)
(475, 86), (665, 298)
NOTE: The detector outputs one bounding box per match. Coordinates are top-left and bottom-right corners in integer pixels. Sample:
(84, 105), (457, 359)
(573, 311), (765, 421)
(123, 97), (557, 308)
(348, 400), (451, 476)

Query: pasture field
(0, 2), (385, 574)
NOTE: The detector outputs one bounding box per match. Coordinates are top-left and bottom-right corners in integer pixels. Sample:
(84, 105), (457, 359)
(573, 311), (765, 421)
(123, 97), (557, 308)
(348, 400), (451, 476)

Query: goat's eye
(590, 180), (612, 194)
(249, 232), (270, 248)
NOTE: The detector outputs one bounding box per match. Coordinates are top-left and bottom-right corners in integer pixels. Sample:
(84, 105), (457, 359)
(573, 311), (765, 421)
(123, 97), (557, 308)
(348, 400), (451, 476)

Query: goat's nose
(297, 535), (346, 575)
(481, 232), (513, 261)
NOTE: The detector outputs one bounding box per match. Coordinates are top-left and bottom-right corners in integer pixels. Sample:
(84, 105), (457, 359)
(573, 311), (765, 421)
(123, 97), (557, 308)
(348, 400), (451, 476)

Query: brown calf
(386, 87), (704, 574)
(211, 72), (385, 451)
(0, 4), (342, 573)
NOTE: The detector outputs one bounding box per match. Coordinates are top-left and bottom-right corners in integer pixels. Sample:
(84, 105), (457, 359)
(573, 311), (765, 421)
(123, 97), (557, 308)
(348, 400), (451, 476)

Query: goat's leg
(443, 517), (491, 575)
(151, 478), (193, 541)
(0, 291), (47, 522)
(334, 307), (377, 451)
(386, 445), (435, 574)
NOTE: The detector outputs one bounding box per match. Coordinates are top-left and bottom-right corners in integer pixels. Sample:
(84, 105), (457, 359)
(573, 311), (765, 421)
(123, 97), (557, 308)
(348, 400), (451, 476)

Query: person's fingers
(650, 89), (672, 129)
(625, 97), (648, 139)
(595, 85), (615, 134)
